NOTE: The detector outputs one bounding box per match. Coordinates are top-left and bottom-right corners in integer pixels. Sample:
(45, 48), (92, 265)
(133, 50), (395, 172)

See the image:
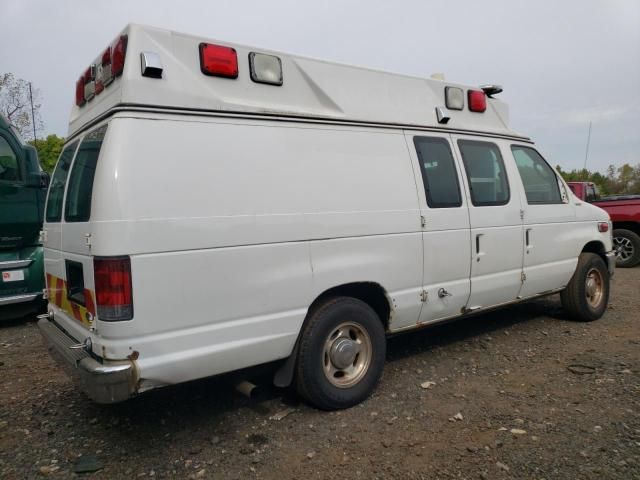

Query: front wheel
(560, 252), (610, 322)
(295, 297), (386, 410)
(613, 229), (640, 268)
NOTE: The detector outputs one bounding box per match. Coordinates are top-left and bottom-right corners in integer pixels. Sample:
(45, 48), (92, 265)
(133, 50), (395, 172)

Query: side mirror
(39, 171), (50, 188)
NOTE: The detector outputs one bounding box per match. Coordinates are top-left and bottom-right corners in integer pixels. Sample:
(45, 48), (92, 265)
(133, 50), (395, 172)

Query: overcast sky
(1, 0), (638, 172)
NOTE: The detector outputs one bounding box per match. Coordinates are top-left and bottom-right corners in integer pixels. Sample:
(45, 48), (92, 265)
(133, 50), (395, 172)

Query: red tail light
(111, 35), (128, 77)
(468, 90), (487, 112)
(199, 43), (238, 78)
(94, 256), (133, 321)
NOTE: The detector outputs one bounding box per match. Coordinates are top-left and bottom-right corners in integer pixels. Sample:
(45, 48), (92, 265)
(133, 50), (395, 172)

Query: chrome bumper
(0, 293), (40, 306)
(606, 251), (616, 277)
(38, 318), (137, 403)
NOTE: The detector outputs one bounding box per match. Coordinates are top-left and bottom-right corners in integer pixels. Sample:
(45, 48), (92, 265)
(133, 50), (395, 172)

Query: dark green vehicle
(0, 114), (49, 319)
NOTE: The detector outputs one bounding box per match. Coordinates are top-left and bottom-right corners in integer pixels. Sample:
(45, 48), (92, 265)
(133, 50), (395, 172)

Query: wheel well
(612, 222), (640, 237)
(582, 240), (607, 265)
(309, 282), (392, 331)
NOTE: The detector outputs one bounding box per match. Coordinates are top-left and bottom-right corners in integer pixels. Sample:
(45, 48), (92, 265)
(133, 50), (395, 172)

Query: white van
(39, 24), (615, 409)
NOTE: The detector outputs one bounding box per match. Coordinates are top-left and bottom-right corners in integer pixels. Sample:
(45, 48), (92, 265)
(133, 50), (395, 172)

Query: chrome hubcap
(613, 236), (634, 262)
(585, 268), (604, 308)
(323, 322), (372, 388)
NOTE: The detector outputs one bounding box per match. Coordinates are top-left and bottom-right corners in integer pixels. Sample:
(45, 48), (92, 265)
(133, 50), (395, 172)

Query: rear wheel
(612, 229), (640, 268)
(560, 252), (610, 322)
(295, 297), (386, 410)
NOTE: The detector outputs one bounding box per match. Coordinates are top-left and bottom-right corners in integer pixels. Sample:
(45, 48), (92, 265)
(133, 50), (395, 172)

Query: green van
(0, 114), (49, 319)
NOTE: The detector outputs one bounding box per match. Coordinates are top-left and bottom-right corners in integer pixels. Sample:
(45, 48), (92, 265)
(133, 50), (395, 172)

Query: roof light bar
(83, 65), (96, 102)
(445, 86), (464, 110)
(467, 90), (487, 113)
(249, 52), (283, 86)
(199, 43), (238, 78)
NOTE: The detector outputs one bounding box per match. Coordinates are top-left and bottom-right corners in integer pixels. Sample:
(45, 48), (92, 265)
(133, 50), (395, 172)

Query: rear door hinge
(420, 215), (426, 228)
(520, 209), (525, 220)
(85, 233), (92, 248)
(521, 271), (527, 282)
(39, 229), (47, 243)
(420, 289), (428, 303)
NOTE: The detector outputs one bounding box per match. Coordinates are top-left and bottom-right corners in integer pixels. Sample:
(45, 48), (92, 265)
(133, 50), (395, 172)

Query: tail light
(94, 256), (133, 321)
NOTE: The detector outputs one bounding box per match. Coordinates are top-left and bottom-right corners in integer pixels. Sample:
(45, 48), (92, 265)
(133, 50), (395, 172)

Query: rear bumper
(38, 318), (138, 403)
(605, 251), (616, 277)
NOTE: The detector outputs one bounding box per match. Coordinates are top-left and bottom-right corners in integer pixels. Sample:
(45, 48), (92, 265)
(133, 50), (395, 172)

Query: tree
(557, 163), (640, 196)
(0, 73), (43, 141)
(29, 134), (65, 174)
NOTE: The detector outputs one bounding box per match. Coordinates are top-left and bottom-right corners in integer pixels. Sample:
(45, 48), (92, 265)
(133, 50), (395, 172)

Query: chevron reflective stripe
(45, 273), (96, 327)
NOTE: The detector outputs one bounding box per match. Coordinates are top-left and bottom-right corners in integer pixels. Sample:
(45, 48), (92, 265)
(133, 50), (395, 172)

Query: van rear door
(44, 125), (107, 327)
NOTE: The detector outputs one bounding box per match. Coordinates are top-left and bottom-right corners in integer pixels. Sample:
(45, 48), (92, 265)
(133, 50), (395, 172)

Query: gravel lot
(1, 268), (638, 479)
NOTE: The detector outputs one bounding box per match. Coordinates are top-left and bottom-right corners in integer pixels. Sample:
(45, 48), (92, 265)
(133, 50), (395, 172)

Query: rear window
(45, 142), (78, 222)
(65, 125), (107, 222)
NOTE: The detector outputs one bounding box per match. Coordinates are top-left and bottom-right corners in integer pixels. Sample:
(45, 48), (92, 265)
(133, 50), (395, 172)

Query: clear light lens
(249, 52), (283, 86)
(445, 87), (464, 110)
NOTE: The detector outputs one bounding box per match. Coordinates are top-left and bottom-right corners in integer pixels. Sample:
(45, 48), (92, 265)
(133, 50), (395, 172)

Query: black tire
(612, 229), (640, 268)
(560, 252), (610, 322)
(295, 297), (386, 410)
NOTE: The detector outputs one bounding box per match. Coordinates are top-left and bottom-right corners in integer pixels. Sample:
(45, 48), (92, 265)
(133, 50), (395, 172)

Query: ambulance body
(38, 24), (614, 409)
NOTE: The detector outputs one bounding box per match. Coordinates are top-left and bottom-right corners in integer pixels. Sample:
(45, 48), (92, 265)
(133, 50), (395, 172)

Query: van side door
(404, 132), (471, 324)
(509, 144), (576, 297)
(452, 136), (525, 309)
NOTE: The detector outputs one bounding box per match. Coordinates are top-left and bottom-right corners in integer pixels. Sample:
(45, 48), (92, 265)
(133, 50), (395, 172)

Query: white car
(39, 24), (615, 409)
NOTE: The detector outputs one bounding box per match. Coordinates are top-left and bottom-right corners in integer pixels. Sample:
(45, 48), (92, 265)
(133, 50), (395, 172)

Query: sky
(1, 0), (638, 173)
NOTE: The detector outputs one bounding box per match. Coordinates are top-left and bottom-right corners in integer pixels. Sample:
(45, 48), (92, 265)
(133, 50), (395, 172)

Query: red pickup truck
(568, 181), (640, 267)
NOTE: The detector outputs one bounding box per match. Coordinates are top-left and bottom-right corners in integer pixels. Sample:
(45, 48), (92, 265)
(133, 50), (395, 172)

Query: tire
(612, 229), (640, 268)
(295, 297), (386, 410)
(560, 252), (610, 322)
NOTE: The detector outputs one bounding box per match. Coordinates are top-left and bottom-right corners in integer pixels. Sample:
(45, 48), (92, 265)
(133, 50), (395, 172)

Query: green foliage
(29, 134), (65, 174)
(556, 163), (640, 195)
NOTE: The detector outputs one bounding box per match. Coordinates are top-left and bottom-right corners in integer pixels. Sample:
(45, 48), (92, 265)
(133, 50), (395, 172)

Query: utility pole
(582, 120), (592, 179)
(28, 82), (37, 148)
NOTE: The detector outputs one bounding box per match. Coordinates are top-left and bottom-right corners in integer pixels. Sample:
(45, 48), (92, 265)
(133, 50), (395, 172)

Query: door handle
(475, 233), (484, 261)
(526, 228), (533, 250)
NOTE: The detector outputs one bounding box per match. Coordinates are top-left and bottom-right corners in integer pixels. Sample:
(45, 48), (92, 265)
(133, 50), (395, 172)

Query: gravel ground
(1, 268), (638, 479)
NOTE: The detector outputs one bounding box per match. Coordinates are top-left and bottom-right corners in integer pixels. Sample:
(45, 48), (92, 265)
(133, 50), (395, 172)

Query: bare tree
(0, 73), (43, 140)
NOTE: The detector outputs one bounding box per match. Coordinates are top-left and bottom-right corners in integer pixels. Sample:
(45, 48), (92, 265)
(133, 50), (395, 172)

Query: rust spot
(128, 350), (139, 361)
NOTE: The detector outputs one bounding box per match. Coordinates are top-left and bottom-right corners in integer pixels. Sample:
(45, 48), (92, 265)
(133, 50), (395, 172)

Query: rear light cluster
(94, 256), (133, 321)
(445, 87), (487, 113)
(199, 43), (284, 86)
(75, 35), (127, 107)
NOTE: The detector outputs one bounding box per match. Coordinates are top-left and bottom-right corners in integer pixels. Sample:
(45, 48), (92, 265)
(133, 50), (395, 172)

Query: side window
(511, 146), (562, 204)
(65, 125), (107, 222)
(0, 136), (20, 182)
(45, 142), (78, 222)
(457, 140), (509, 206)
(413, 136), (462, 208)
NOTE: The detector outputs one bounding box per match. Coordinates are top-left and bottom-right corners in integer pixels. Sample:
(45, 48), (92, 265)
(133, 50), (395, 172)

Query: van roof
(69, 23), (524, 139)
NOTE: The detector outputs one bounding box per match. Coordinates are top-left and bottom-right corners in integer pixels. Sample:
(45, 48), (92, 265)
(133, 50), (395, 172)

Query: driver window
(0, 136), (20, 182)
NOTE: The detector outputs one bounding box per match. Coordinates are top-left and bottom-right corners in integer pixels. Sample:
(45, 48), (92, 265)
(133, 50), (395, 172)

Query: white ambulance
(39, 24), (615, 409)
